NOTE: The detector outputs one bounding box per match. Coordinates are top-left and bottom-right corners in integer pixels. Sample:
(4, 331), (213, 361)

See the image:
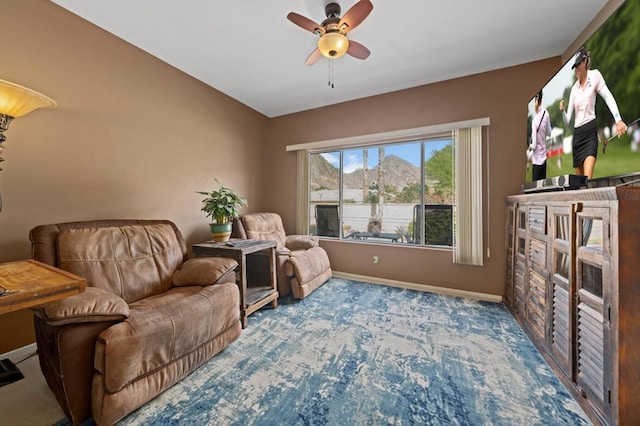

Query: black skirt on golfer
(573, 119), (598, 167)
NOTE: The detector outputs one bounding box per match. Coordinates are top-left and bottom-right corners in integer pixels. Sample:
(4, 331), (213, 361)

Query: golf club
(602, 117), (640, 154)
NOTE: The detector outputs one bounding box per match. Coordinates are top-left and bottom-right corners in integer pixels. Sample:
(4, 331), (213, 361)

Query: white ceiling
(50, 0), (609, 118)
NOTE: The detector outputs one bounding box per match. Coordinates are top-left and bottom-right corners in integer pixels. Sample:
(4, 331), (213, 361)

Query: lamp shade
(0, 79), (57, 118)
(318, 32), (349, 59)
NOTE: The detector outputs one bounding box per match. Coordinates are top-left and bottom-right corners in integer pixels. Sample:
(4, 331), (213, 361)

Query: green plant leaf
(196, 180), (248, 222)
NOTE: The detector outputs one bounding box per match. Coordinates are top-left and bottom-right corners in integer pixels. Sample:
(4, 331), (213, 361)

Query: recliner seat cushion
(95, 282), (239, 393)
(57, 224), (184, 303)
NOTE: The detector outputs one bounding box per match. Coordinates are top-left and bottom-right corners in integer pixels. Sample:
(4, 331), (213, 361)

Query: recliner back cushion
(241, 213), (287, 247)
(57, 224), (183, 303)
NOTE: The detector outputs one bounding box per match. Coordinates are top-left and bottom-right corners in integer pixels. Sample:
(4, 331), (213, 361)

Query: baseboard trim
(332, 271), (503, 303)
(0, 342), (37, 361)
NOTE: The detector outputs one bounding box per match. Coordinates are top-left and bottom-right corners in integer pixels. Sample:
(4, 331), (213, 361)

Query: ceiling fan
(287, 0), (373, 66)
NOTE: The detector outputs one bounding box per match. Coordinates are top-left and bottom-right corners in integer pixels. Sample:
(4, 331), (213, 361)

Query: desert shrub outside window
(309, 137), (454, 247)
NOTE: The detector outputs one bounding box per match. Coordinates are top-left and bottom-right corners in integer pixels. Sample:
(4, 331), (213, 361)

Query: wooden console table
(192, 239), (278, 328)
(0, 260), (86, 315)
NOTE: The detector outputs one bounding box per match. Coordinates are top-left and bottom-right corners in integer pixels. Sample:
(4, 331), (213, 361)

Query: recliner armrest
(33, 287), (129, 326)
(276, 247), (292, 257)
(285, 235), (319, 250)
(172, 257), (238, 286)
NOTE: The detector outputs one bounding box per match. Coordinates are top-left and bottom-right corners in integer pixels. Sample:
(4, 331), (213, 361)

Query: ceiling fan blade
(287, 12), (320, 33)
(339, 0), (373, 33)
(346, 40), (371, 60)
(305, 48), (323, 66)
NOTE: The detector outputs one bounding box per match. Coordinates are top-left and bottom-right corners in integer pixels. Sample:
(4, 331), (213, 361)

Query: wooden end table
(0, 260), (85, 385)
(0, 259), (86, 315)
(192, 239), (278, 328)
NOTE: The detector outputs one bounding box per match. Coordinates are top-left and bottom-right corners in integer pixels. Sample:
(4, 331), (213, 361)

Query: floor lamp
(0, 78), (57, 212)
(0, 79), (56, 385)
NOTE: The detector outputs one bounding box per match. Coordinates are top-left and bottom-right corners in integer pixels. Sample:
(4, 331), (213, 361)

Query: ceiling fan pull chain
(328, 59), (335, 89)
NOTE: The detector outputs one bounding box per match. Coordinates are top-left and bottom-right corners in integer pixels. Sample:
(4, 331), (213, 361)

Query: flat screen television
(525, 0), (640, 184)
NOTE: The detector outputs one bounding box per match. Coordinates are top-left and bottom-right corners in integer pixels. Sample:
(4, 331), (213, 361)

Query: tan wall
(266, 58), (561, 296)
(0, 0), (269, 353)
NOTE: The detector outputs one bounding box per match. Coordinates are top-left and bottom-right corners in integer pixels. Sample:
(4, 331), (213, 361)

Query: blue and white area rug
(75, 278), (590, 425)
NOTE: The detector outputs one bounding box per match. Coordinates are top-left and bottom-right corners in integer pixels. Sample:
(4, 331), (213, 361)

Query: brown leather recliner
(232, 213), (332, 299)
(30, 220), (242, 425)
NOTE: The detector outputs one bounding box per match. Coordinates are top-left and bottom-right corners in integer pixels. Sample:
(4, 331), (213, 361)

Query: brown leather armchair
(232, 213), (332, 299)
(30, 220), (242, 425)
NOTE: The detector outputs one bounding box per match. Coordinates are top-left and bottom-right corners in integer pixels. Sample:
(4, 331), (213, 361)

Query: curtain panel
(453, 126), (484, 265)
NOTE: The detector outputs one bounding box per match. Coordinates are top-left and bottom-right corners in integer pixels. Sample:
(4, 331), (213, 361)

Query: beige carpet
(0, 344), (65, 426)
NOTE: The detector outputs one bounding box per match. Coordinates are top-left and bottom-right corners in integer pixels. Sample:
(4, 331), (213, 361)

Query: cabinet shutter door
(576, 298), (605, 409)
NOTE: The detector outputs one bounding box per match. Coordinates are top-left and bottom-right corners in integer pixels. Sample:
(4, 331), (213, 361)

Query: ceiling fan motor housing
(325, 3), (341, 18)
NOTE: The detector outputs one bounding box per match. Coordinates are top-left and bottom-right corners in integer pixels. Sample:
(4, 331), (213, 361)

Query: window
(289, 118), (488, 265)
(308, 138), (454, 248)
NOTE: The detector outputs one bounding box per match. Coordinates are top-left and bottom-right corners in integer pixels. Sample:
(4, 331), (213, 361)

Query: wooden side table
(192, 239), (278, 328)
(0, 259), (86, 315)
(0, 259), (86, 385)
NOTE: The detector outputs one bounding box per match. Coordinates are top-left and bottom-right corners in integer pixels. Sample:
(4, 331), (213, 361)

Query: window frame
(288, 118), (489, 264)
(308, 138), (454, 248)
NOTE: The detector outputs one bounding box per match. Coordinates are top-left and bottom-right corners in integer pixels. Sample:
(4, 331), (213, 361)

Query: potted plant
(197, 180), (247, 242)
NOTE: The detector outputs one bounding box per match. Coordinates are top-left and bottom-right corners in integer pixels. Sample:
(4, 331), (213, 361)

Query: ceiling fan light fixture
(318, 32), (349, 59)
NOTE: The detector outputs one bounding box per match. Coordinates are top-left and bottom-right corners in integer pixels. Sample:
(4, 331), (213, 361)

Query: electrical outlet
(373, 255), (379, 264)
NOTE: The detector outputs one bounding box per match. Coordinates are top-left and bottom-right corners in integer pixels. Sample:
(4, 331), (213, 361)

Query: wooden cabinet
(505, 187), (640, 426)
